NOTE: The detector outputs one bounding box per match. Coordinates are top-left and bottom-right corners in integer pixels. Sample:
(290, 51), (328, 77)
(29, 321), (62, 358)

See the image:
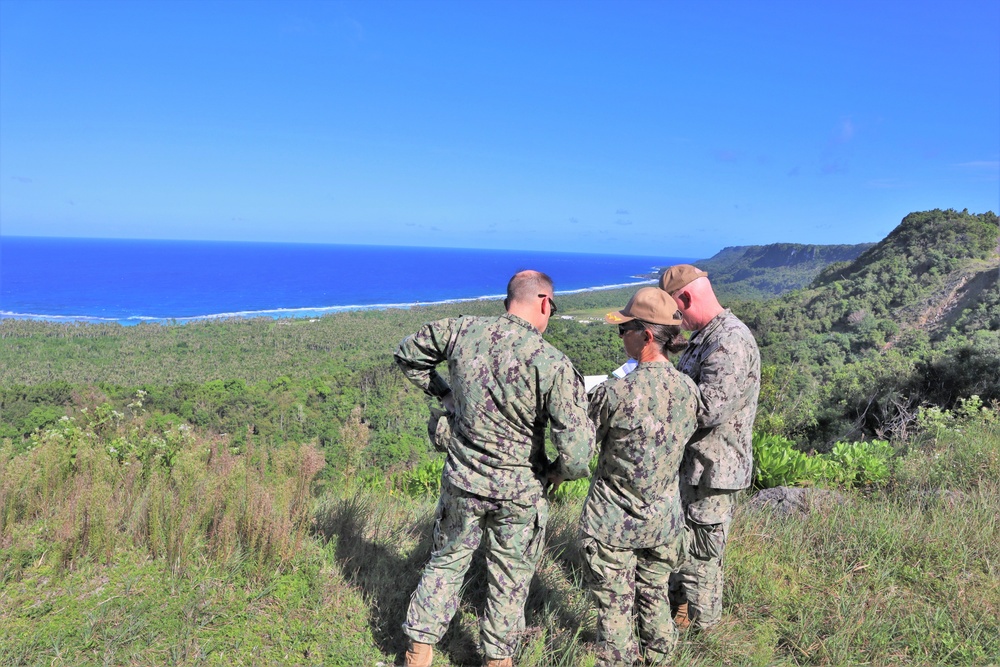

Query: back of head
(659, 264), (723, 330)
(506, 270), (553, 307)
(658, 264), (709, 296)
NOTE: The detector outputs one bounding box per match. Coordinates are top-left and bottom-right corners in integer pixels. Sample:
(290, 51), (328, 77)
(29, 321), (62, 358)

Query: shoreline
(0, 279), (655, 326)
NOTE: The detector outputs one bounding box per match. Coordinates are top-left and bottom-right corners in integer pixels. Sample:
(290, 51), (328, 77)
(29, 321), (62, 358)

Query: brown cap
(605, 287), (684, 325)
(659, 264), (708, 294)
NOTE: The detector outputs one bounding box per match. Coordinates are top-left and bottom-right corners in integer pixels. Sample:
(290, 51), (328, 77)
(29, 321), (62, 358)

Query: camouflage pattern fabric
(579, 361), (699, 664)
(395, 312), (594, 658)
(676, 309), (761, 490)
(395, 313), (594, 500)
(580, 361), (699, 548)
(672, 485), (737, 629)
(404, 479), (548, 659)
(580, 533), (687, 666)
(673, 309), (760, 630)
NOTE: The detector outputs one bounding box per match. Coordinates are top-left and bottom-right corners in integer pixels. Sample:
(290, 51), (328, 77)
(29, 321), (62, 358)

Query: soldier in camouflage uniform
(579, 287), (700, 666)
(659, 265), (761, 631)
(395, 270), (595, 667)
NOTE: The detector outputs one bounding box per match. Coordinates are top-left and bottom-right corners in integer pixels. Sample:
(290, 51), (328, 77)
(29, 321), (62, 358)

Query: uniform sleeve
(546, 362), (596, 481)
(696, 329), (759, 429)
(587, 382), (613, 447)
(393, 318), (456, 398)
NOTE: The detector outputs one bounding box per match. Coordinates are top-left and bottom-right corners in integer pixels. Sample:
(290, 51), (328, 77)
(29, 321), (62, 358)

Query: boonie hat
(605, 287), (684, 325)
(659, 264), (708, 294)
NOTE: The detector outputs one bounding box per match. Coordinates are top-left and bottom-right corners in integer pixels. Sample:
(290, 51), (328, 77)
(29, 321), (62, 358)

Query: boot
(484, 658), (513, 667)
(404, 641), (434, 667)
(674, 601), (691, 630)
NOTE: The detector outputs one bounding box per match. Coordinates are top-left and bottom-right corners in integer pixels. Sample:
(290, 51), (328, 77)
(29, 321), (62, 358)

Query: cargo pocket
(523, 501), (549, 566)
(687, 521), (727, 560)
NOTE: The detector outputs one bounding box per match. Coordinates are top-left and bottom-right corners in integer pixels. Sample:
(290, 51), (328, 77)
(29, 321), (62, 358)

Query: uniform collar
(503, 312), (540, 333)
(690, 308), (731, 344)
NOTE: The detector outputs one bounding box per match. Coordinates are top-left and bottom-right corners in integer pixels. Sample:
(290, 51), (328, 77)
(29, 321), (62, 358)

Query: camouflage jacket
(395, 313), (595, 501)
(580, 361), (699, 548)
(676, 309), (761, 490)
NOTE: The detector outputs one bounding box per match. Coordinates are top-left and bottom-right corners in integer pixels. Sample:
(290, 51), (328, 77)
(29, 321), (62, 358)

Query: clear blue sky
(1, 0), (997, 258)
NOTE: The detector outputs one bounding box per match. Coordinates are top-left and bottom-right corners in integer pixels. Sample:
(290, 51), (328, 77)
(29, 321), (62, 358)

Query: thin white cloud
(866, 179), (904, 189)
(836, 118), (855, 143)
(954, 161), (1000, 170)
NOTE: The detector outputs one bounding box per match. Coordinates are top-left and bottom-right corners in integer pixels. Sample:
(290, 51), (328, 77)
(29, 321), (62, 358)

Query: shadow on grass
(315, 491), (592, 666)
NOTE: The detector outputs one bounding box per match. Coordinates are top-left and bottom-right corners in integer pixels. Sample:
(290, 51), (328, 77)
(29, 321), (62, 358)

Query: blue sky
(1, 0), (997, 258)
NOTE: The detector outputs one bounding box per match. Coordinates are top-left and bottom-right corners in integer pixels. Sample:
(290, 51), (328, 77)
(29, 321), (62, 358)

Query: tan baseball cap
(605, 287), (684, 325)
(658, 264), (708, 294)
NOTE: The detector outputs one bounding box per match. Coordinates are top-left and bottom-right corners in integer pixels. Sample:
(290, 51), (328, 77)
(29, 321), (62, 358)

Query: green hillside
(741, 208), (999, 444)
(694, 242), (875, 299)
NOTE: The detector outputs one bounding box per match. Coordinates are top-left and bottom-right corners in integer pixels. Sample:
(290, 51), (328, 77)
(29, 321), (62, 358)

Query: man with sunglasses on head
(658, 265), (761, 632)
(580, 287), (699, 666)
(395, 270), (595, 667)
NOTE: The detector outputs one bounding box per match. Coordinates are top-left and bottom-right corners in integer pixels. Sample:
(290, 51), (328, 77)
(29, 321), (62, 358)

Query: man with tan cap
(579, 287), (700, 665)
(658, 265), (761, 631)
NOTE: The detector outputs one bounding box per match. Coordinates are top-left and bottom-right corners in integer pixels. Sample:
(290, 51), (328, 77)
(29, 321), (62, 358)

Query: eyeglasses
(538, 294), (558, 315)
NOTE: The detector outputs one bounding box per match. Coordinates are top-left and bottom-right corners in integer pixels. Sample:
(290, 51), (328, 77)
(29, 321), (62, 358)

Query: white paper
(612, 358), (638, 378)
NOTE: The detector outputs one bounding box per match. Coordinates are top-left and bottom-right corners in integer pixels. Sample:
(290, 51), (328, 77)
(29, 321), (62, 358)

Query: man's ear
(503, 298), (510, 311)
(675, 290), (691, 308)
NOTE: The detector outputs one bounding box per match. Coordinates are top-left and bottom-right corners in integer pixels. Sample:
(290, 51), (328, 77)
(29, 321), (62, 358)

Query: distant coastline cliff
(688, 242), (875, 299)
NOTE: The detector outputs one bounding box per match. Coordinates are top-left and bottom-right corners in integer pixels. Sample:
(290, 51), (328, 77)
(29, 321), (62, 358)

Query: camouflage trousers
(580, 532), (687, 666)
(403, 478), (548, 660)
(671, 485), (738, 630)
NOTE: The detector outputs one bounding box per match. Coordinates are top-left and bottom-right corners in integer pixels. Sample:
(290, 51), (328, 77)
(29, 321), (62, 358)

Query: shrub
(753, 433), (895, 489)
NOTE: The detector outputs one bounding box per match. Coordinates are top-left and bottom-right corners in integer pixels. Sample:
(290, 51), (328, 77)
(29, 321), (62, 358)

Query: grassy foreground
(2, 406), (999, 666)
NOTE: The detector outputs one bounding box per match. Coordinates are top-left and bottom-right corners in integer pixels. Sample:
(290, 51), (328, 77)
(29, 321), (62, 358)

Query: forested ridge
(740, 208), (999, 444)
(694, 240), (875, 299)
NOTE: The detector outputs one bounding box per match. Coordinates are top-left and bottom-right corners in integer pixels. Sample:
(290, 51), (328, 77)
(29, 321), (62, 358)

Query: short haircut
(506, 270), (554, 304)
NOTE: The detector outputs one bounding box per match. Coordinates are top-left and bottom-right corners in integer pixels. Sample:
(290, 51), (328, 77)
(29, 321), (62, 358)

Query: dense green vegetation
(696, 241), (874, 300)
(743, 209), (1000, 446)
(2, 207), (998, 664)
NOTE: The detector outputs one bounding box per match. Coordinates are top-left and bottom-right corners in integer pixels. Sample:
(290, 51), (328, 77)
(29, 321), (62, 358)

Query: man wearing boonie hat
(578, 286), (700, 665)
(658, 265), (761, 632)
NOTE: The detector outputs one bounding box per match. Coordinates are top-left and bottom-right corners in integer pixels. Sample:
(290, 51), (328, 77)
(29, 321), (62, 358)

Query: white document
(612, 358), (638, 378)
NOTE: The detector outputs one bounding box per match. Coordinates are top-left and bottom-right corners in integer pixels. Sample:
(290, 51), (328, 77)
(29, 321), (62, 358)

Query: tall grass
(0, 404), (324, 582)
(2, 401), (998, 665)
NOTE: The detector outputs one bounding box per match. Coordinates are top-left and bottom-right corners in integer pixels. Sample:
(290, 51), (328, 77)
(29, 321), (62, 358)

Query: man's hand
(546, 474), (566, 498)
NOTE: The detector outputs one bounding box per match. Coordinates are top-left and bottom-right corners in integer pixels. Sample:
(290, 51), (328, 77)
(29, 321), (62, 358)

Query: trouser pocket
(687, 521), (726, 560)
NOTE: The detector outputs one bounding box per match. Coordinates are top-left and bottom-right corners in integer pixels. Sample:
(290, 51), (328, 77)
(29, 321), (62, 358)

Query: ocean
(0, 237), (692, 325)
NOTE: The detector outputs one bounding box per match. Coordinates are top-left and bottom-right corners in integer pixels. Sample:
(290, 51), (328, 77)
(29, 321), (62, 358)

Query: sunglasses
(618, 322), (645, 337)
(538, 294), (558, 315)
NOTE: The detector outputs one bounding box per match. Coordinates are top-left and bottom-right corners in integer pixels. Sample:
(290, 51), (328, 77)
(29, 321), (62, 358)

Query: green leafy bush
(753, 433), (894, 489)
(402, 457), (444, 497)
